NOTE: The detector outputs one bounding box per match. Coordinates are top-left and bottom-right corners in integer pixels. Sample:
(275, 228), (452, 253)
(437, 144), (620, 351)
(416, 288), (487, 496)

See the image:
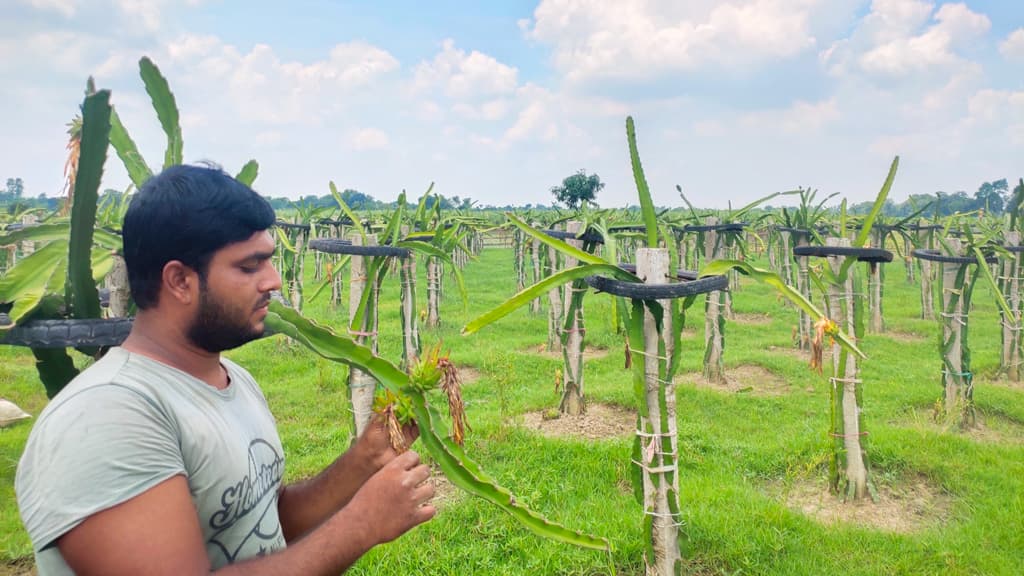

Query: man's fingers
(391, 450), (421, 470)
(415, 503), (437, 523)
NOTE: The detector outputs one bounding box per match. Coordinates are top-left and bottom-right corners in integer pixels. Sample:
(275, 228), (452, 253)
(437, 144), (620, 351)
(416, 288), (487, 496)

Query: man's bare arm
(277, 417), (418, 541)
(58, 451), (435, 576)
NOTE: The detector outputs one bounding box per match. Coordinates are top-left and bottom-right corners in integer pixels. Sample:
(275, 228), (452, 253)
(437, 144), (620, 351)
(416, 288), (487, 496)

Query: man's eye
(240, 265), (258, 274)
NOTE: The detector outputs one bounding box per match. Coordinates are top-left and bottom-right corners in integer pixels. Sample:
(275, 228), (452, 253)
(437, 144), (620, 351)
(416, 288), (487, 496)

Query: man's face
(186, 230), (281, 353)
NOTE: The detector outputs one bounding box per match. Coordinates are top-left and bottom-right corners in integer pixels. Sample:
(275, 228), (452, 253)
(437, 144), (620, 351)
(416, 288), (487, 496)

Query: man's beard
(187, 284), (266, 353)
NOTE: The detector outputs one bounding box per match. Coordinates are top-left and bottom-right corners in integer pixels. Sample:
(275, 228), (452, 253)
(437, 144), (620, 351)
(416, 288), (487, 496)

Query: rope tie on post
(640, 508), (685, 527)
(349, 329), (378, 337)
(939, 311), (968, 326)
(999, 319), (1023, 332)
(627, 348), (669, 362)
(941, 370), (972, 380)
(835, 293), (866, 301)
(634, 429), (676, 438)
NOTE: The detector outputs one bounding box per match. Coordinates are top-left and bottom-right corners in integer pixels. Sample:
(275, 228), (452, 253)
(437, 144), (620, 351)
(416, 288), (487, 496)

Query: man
(16, 164), (435, 574)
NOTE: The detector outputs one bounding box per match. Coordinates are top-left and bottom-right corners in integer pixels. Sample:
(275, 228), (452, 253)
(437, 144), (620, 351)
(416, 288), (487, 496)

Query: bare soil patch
(0, 558), (35, 576)
(986, 376), (1024, 393)
(520, 403), (635, 440)
(457, 366), (481, 385)
(523, 343), (612, 361)
(676, 365), (790, 396)
(731, 312), (772, 325)
(767, 344), (830, 365)
(429, 467), (462, 509)
(775, 475), (951, 533)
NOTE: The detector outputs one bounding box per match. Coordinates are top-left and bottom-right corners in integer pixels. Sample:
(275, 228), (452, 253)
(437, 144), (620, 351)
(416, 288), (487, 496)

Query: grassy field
(2, 246), (1023, 575)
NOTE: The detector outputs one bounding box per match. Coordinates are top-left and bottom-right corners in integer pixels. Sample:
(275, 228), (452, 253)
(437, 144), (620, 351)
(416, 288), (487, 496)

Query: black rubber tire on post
(1002, 245), (1024, 253)
(584, 266), (728, 299)
(0, 314), (133, 348)
(0, 314), (284, 349)
(316, 217), (355, 227)
(607, 225), (647, 233)
(774, 226), (811, 236)
(793, 245), (894, 263)
(275, 221), (311, 231)
(541, 229), (605, 245)
(308, 238), (410, 258)
(681, 222), (747, 233)
(911, 248), (997, 264)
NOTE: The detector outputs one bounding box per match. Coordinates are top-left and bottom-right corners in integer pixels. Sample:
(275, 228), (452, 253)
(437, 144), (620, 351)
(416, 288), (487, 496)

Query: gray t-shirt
(16, 347), (287, 574)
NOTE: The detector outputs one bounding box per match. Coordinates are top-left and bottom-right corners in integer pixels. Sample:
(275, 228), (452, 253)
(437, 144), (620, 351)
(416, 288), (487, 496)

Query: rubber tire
(309, 238), (410, 258)
(912, 248), (997, 264)
(680, 222), (746, 233)
(585, 268), (728, 299)
(0, 315), (133, 348)
(275, 221), (310, 231)
(793, 245), (893, 263)
(542, 229), (605, 245)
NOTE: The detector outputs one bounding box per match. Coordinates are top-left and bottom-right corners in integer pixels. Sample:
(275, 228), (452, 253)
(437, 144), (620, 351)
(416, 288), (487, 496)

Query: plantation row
(1, 55), (1022, 575)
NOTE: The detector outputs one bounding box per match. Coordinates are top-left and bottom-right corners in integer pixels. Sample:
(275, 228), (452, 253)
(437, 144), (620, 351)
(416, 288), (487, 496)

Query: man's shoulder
(39, 347), (163, 417)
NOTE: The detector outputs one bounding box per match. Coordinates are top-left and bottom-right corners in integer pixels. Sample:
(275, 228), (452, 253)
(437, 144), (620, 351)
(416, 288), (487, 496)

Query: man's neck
(122, 312), (230, 390)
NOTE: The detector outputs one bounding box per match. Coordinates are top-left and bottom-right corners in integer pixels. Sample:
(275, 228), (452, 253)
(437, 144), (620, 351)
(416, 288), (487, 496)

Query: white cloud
(452, 99), (510, 121)
(1000, 28), (1024, 61)
(160, 35), (399, 124)
(735, 98), (841, 133)
(966, 89), (1024, 143)
(823, 0), (990, 77)
(0, 30), (108, 73)
(115, 0), (165, 32)
(22, 0), (77, 17)
(525, 0), (819, 82)
(413, 39), (518, 99)
(350, 127), (390, 150)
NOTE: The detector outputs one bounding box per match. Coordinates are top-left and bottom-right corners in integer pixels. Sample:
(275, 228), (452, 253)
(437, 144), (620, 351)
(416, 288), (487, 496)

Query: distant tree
(340, 188), (378, 210)
(974, 179), (1009, 214)
(4, 177), (24, 201)
(550, 170), (604, 210)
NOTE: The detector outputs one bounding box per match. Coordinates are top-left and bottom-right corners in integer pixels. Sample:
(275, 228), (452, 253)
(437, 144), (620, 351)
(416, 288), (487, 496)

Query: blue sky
(2, 0), (1022, 208)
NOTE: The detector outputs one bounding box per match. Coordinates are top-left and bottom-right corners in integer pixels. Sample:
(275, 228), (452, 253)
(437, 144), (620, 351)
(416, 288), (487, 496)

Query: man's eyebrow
(236, 248), (276, 262)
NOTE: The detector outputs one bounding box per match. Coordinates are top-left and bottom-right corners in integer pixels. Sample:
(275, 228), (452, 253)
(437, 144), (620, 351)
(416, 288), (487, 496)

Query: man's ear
(162, 261), (198, 306)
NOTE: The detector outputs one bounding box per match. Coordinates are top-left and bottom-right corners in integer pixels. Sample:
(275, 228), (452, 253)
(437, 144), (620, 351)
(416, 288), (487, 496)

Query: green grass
(2, 247), (1023, 575)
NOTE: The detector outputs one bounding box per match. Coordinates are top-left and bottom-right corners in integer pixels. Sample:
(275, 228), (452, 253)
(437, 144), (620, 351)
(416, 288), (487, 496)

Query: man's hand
(346, 450), (436, 544)
(355, 414), (420, 473)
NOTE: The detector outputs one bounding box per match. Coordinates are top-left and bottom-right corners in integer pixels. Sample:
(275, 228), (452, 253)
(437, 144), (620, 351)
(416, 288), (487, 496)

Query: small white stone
(0, 399), (32, 427)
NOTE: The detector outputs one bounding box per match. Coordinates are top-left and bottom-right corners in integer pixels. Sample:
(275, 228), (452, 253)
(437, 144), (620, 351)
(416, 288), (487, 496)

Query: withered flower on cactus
(811, 316), (838, 374)
(373, 389), (412, 453)
(438, 352), (470, 446)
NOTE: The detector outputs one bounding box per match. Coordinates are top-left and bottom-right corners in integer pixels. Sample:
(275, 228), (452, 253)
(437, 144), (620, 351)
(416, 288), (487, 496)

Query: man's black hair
(122, 164), (276, 309)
